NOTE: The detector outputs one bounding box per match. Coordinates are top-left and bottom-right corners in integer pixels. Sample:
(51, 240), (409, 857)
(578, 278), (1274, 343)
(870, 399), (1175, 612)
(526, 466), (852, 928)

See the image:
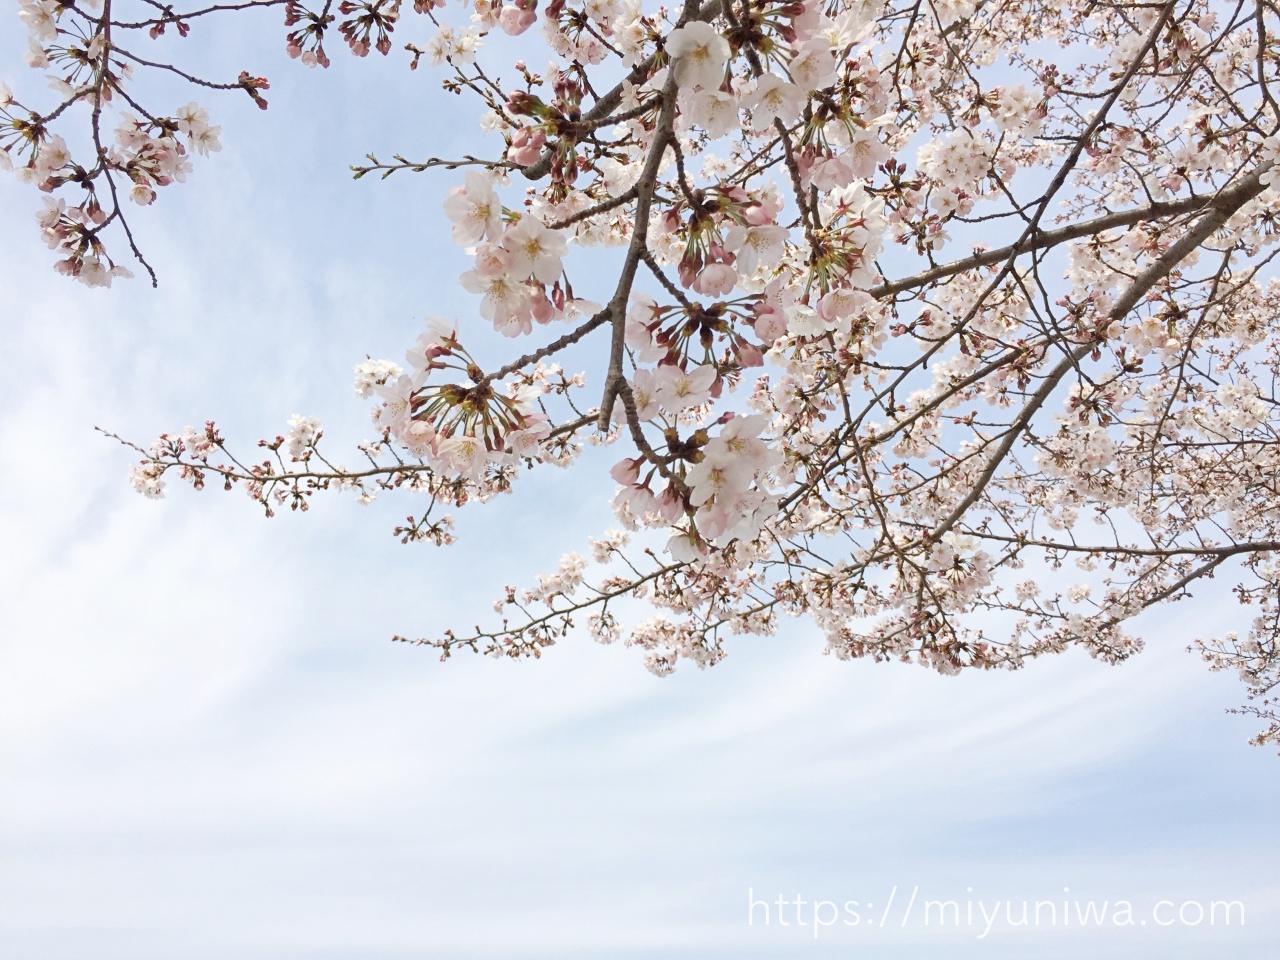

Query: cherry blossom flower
(436, 434), (494, 481)
(744, 74), (804, 129)
(502, 217), (568, 284)
(18, 1), (58, 42)
(652, 364), (716, 413)
(724, 224), (786, 276)
(685, 456), (753, 507)
(443, 171), (502, 245)
(687, 89), (739, 139)
(625, 367), (662, 421)
(787, 39), (838, 92)
(459, 268), (533, 333)
(665, 22), (730, 91)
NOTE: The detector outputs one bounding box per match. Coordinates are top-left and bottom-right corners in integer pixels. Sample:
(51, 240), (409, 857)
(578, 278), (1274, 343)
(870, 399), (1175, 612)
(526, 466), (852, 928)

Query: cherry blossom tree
(7, 0), (1280, 746)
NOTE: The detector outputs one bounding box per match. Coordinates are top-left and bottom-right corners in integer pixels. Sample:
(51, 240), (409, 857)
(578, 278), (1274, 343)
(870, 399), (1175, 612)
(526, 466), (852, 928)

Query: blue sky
(2, 13), (1279, 959)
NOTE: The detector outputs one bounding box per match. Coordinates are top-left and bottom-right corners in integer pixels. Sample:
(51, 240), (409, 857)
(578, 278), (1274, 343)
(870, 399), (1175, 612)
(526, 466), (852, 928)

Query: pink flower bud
(709, 243), (734, 265)
(530, 289), (555, 324)
(499, 6), (537, 35)
(744, 195), (781, 226)
(507, 126), (546, 165)
(657, 485), (685, 523)
(610, 457), (642, 485)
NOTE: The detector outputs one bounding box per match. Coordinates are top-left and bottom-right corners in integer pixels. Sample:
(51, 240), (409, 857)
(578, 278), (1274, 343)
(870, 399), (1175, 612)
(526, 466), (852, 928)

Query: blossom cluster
(4, 0), (250, 284)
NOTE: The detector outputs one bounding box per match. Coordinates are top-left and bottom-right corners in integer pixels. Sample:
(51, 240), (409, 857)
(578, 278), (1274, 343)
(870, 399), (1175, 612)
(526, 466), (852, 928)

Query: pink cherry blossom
(665, 22), (730, 91)
(443, 171), (502, 245)
(652, 364), (716, 413)
(501, 216), (567, 285)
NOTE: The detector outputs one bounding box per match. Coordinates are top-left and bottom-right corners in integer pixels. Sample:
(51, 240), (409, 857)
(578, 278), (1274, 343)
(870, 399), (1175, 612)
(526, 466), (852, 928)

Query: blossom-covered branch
(11, 0), (1280, 747)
